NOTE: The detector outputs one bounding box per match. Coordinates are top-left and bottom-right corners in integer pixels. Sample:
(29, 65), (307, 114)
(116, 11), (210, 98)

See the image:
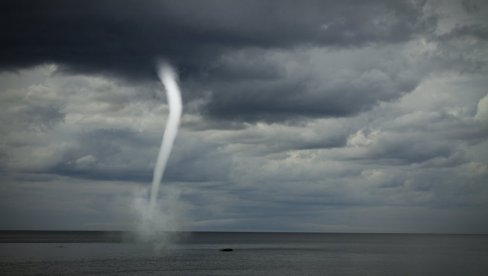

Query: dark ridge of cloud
(439, 24), (488, 41)
(47, 165), (152, 183)
(199, 54), (421, 122)
(48, 156), (230, 183)
(204, 83), (414, 122)
(0, 0), (432, 79)
(297, 137), (348, 151)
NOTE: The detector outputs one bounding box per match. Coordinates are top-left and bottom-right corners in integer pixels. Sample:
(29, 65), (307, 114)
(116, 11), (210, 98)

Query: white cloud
(347, 129), (380, 148)
(475, 93), (488, 123)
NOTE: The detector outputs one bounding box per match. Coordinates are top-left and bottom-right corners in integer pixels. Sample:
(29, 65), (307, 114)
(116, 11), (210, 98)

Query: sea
(1, 231), (487, 275)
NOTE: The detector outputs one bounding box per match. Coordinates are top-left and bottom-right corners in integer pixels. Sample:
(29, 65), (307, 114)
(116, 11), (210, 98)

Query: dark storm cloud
(203, 71), (419, 122)
(194, 43), (426, 122)
(0, 0), (431, 72)
(0, 0), (434, 122)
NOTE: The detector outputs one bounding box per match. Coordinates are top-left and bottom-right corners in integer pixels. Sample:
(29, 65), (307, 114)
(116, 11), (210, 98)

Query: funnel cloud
(150, 63), (183, 209)
(131, 63), (183, 246)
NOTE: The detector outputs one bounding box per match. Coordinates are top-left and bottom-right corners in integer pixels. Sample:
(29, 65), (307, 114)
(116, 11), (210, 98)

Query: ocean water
(1, 232), (487, 275)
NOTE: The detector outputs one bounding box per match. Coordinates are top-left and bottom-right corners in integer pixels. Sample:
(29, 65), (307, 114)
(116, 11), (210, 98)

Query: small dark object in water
(220, 248), (233, 252)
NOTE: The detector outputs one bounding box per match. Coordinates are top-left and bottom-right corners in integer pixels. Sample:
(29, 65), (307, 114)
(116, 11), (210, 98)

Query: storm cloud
(1, 0), (431, 71)
(1, 0), (487, 233)
(1, 0), (438, 121)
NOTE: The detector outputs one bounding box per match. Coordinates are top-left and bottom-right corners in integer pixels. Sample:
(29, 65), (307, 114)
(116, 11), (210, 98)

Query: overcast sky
(1, 0), (487, 233)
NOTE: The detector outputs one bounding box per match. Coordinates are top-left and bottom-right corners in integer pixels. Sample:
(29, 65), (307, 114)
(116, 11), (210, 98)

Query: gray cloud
(1, 0), (488, 233)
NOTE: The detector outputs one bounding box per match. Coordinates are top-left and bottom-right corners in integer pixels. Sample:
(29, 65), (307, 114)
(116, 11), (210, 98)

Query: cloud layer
(1, 0), (487, 233)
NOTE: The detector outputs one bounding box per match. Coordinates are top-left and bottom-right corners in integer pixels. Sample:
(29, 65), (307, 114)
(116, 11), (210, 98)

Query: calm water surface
(1, 232), (487, 275)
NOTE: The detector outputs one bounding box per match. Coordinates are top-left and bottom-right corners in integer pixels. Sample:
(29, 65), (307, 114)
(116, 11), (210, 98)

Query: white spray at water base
(132, 62), (184, 247)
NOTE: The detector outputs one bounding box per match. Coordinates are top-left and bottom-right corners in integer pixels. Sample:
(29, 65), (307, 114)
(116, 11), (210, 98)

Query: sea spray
(131, 62), (184, 249)
(132, 186), (186, 250)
